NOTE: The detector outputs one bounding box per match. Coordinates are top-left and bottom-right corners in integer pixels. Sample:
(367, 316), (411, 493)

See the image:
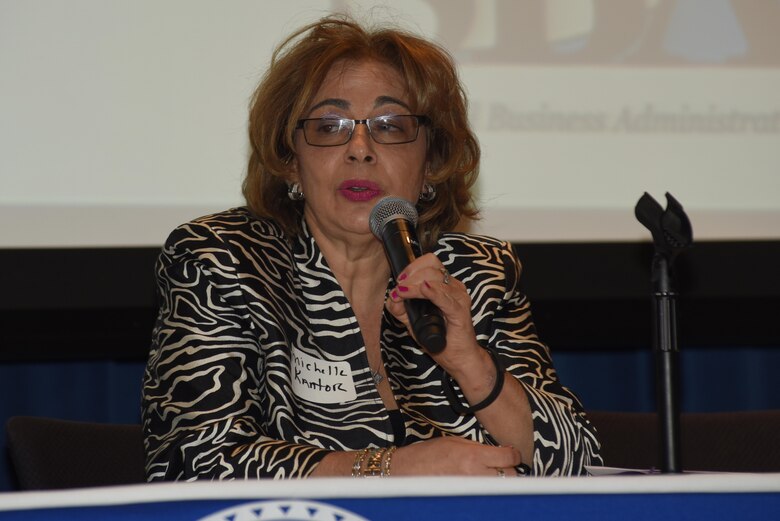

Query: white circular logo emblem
(198, 499), (370, 521)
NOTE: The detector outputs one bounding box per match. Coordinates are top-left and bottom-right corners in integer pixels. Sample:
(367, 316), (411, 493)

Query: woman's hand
(384, 253), (487, 378)
(390, 437), (521, 476)
(311, 437), (522, 477)
(384, 253), (536, 464)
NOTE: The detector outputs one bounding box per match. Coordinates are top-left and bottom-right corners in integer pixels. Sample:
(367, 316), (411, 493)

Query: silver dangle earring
(287, 182), (305, 201)
(419, 182), (436, 202)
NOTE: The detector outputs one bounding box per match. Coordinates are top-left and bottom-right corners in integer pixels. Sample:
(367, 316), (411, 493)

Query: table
(0, 473), (778, 520)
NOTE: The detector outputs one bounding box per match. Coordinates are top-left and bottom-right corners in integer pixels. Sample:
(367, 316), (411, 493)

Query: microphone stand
(635, 192), (693, 473)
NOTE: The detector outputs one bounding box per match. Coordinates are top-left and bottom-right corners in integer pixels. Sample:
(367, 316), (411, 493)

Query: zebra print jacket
(142, 207), (602, 480)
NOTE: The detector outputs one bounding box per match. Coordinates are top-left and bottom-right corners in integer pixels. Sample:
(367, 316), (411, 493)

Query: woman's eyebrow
(374, 96), (410, 110)
(307, 98), (349, 115)
(306, 95), (410, 116)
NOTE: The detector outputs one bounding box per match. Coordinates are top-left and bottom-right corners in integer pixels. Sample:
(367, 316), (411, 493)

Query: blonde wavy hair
(243, 15), (480, 247)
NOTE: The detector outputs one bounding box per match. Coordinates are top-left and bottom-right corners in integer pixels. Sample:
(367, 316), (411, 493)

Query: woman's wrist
(444, 347), (498, 395)
(438, 341), (493, 380)
(442, 346), (505, 415)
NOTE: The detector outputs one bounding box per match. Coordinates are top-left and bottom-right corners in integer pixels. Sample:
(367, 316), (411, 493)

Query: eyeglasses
(295, 115), (430, 147)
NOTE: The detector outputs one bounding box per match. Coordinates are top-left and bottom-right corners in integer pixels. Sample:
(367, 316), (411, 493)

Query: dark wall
(2, 240), (778, 362)
(516, 240), (780, 350)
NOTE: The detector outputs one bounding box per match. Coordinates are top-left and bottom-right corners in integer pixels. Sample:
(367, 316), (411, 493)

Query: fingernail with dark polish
(391, 290), (399, 299)
(398, 273), (408, 281)
(398, 285), (409, 292)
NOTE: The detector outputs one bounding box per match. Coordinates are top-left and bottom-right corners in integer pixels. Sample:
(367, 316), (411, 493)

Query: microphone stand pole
(635, 192), (692, 474)
(652, 253), (680, 473)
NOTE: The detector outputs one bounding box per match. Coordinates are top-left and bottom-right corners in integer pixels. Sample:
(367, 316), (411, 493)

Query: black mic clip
(635, 192), (693, 265)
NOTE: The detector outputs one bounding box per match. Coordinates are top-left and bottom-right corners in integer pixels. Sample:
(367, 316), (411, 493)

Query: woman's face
(291, 59), (427, 244)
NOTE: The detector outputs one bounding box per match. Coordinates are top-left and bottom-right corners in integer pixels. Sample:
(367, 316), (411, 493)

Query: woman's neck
(307, 222), (391, 309)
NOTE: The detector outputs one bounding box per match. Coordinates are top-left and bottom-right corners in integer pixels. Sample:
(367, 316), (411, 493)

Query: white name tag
(291, 347), (357, 404)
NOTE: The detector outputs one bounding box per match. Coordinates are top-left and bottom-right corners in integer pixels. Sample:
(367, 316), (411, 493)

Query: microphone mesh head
(369, 196), (418, 238)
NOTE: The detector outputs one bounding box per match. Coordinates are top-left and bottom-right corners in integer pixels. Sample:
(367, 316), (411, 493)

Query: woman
(142, 15), (602, 480)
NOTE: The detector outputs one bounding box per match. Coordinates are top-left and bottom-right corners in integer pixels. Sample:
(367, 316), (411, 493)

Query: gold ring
(440, 267), (450, 285)
(496, 468), (506, 478)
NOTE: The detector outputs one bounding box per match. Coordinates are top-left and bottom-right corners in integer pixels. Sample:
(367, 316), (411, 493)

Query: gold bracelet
(363, 448), (387, 477)
(381, 446), (397, 477)
(351, 449), (370, 477)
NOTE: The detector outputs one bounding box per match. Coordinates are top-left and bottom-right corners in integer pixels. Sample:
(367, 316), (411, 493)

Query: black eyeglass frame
(295, 115), (431, 147)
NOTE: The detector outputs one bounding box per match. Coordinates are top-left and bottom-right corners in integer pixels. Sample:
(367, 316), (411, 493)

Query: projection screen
(1, 0), (778, 247)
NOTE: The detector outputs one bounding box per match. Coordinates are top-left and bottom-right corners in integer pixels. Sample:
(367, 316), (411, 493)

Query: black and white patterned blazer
(142, 207), (602, 480)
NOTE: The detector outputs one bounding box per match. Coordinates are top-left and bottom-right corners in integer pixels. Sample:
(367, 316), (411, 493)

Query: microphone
(369, 196), (447, 354)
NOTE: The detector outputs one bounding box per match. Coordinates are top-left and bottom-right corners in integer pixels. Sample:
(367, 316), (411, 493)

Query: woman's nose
(345, 122), (376, 163)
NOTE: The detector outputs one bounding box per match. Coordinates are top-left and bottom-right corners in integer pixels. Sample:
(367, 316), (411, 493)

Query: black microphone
(369, 196), (447, 354)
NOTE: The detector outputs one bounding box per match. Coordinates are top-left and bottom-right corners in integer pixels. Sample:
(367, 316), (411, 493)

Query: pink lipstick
(338, 179), (382, 202)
